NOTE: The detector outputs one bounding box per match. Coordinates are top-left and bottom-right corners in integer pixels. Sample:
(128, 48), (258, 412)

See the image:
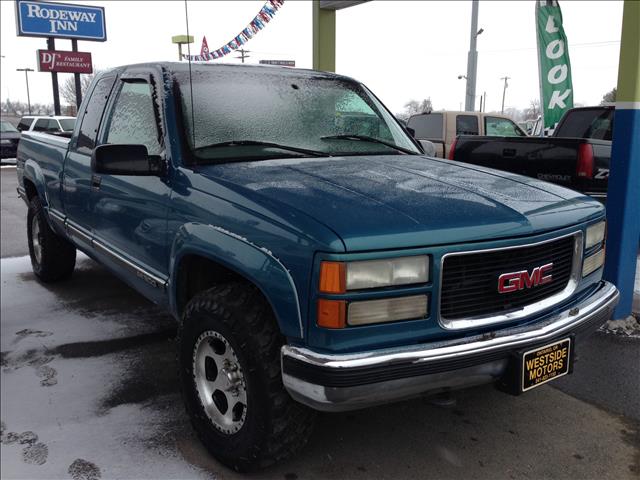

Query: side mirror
(91, 144), (163, 176)
(419, 140), (436, 157)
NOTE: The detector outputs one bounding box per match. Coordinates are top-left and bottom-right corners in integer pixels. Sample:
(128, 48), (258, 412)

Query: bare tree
(525, 99), (540, 119)
(60, 72), (97, 107)
(396, 98), (433, 120)
(601, 87), (616, 105)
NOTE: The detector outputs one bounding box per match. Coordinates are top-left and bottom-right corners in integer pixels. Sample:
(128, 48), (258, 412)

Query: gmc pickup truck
(448, 106), (614, 201)
(17, 63), (618, 471)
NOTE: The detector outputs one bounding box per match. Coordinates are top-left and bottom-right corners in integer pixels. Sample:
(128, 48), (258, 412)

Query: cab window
(76, 76), (117, 155)
(104, 81), (162, 155)
(456, 115), (479, 135)
(485, 116), (526, 137)
(17, 118), (33, 132)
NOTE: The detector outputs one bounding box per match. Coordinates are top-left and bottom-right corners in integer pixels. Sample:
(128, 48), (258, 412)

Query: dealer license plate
(521, 338), (572, 392)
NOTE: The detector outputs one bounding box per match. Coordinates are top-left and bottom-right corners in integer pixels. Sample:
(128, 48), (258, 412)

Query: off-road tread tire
(178, 282), (316, 472)
(27, 196), (76, 282)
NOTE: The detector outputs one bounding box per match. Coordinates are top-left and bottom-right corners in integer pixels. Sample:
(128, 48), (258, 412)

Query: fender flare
(169, 223), (304, 339)
(22, 159), (48, 207)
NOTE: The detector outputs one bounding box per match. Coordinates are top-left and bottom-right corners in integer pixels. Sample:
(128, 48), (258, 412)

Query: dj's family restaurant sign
(15, 0), (106, 41)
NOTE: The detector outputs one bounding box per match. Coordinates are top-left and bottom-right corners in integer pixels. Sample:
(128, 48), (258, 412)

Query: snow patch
(599, 315), (640, 338)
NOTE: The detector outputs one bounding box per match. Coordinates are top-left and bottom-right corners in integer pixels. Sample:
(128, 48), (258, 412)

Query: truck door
(90, 73), (170, 287)
(63, 75), (116, 248)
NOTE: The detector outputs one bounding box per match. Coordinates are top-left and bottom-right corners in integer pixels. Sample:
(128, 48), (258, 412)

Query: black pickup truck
(450, 106), (613, 201)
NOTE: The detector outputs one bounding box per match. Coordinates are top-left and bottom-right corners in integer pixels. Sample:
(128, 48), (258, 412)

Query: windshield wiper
(320, 134), (417, 155)
(193, 140), (328, 158)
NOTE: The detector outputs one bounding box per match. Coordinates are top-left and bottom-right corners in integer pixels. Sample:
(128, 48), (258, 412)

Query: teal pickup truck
(16, 63), (618, 471)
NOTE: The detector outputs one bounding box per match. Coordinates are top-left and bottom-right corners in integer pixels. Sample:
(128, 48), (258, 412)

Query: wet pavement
(1, 169), (639, 479)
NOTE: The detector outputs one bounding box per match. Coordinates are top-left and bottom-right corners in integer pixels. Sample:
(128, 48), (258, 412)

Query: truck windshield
(0, 121), (18, 133)
(177, 69), (420, 163)
(554, 108), (613, 140)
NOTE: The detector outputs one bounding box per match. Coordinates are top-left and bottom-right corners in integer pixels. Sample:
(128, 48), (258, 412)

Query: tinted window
(59, 119), (75, 131)
(33, 119), (50, 132)
(76, 76), (116, 155)
(17, 118), (33, 132)
(554, 108), (614, 140)
(485, 116), (526, 137)
(407, 113), (443, 140)
(456, 115), (479, 135)
(105, 82), (162, 155)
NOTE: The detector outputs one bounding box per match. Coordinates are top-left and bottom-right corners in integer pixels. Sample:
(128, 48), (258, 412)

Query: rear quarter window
(407, 113), (444, 140)
(75, 76), (117, 155)
(17, 118), (33, 132)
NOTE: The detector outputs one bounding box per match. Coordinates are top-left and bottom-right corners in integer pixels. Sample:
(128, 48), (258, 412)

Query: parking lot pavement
(1, 172), (638, 479)
(1, 167), (27, 258)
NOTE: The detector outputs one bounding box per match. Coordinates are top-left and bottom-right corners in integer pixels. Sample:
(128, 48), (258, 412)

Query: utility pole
(16, 67), (33, 115)
(464, 1), (483, 111)
(235, 48), (251, 63)
(501, 76), (510, 114)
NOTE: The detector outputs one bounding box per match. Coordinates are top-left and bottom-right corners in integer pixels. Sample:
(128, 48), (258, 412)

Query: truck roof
(101, 61), (359, 83)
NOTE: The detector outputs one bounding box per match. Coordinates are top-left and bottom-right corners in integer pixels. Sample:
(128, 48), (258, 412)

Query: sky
(0, 0), (623, 115)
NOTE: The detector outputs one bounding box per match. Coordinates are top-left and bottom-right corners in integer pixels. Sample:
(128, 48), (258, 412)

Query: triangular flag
(201, 36), (209, 56)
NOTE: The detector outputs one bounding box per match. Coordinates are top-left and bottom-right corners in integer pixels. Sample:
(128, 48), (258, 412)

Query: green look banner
(536, 0), (574, 131)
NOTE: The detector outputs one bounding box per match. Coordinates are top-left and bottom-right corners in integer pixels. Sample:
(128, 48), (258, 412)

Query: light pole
(464, 0), (483, 112)
(501, 76), (510, 114)
(458, 75), (467, 111)
(16, 67), (33, 115)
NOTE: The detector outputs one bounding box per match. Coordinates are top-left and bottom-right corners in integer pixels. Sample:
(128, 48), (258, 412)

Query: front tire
(27, 196), (76, 282)
(178, 283), (315, 472)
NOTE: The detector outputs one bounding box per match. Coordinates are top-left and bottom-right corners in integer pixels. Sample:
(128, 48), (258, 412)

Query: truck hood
(197, 155), (603, 251)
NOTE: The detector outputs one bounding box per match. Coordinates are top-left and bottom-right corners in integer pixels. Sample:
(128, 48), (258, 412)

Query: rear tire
(178, 282), (316, 472)
(27, 196), (76, 282)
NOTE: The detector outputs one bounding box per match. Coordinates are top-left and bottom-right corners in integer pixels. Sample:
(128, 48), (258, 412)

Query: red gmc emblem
(497, 263), (553, 293)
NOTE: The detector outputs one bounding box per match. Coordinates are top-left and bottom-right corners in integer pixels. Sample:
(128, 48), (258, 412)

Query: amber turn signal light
(317, 299), (346, 329)
(319, 261), (346, 293)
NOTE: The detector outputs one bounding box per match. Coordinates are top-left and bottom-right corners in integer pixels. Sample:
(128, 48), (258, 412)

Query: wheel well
(24, 179), (38, 201)
(176, 255), (251, 316)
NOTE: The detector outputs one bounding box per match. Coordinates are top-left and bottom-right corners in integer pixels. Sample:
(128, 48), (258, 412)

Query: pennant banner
(183, 0), (284, 62)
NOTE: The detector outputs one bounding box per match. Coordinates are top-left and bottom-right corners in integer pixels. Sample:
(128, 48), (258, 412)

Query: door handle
(502, 148), (516, 157)
(91, 174), (102, 190)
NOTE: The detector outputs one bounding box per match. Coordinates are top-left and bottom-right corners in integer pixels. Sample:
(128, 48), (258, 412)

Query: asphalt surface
(1, 167), (639, 479)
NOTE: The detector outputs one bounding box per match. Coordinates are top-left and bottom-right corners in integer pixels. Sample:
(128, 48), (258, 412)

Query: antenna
(184, 0), (196, 151)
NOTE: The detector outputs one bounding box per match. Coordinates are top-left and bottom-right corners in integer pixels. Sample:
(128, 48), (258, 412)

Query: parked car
(407, 110), (527, 158)
(1, 120), (21, 159)
(17, 63), (618, 471)
(449, 106), (613, 201)
(17, 115), (76, 137)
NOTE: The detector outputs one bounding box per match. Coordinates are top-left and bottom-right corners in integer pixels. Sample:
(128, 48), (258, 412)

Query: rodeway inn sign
(15, 0), (106, 42)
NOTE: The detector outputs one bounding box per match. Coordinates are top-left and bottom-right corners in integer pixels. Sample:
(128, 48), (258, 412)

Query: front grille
(441, 235), (576, 320)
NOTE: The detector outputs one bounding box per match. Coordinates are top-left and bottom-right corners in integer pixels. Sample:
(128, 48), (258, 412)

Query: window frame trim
(97, 72), (165, 156)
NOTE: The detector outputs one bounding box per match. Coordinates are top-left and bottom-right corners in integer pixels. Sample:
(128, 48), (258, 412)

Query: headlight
(319, 256), (429, 293)
(583, 249), (605, 277)
(585, 221), (606, 250)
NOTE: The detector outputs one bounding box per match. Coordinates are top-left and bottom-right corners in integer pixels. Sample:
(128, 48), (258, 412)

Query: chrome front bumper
(281, 281), (619, 412)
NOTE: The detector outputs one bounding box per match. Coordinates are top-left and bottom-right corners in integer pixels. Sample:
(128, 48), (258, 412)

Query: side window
(47, 119), (60, 132)
(76, 76), (117, 155)
(105, 81), (162, 155)
(407, 113), (444, 140)
(33, 119), (49, 132)
(456, 115), (479, 135)
(485, 117), (526, 137)
(17, 118), (32, 132)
